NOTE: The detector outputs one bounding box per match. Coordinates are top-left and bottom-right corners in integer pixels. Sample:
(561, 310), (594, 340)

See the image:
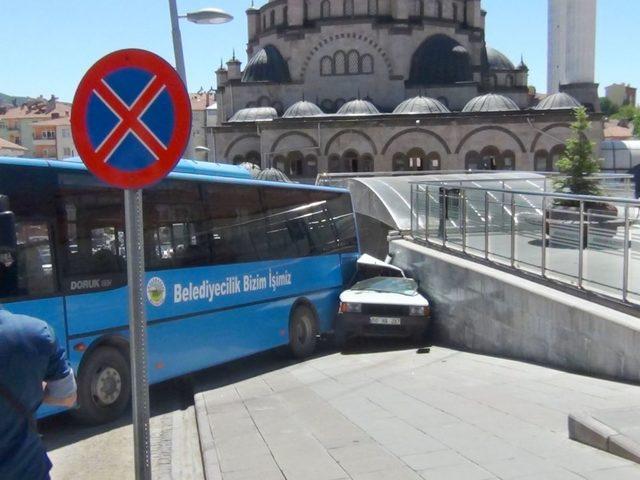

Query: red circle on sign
(71, 49), (192, 189)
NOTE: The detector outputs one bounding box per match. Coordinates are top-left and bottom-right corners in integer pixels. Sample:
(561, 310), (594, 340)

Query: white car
(335, 255), (431, 346)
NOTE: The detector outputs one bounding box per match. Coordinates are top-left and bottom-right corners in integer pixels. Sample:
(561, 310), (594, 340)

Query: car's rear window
(351, 277), (418, 296)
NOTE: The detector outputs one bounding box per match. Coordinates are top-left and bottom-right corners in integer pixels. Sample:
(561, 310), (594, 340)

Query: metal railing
(410, 181), (640, 305)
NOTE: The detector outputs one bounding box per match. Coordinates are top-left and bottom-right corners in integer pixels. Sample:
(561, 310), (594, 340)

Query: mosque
(210, 0), (602, 183)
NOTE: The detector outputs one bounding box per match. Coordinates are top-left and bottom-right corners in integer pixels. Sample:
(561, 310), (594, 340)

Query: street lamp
(167, 1), (233, 84)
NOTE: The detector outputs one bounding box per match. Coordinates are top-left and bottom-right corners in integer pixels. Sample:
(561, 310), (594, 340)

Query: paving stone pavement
(194, 345), (640, 480)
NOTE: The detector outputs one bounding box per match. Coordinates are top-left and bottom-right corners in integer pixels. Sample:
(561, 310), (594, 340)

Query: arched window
(361, 154), (374, 172)
(360, 54), (374, 74)
(368, 0), (378, 15)
(305, 155), (318, 178)
(534, 150), (550, 171)
(233, 155), (245, 165)
(245, 151), (261, 167)
(393, 153), (409, 171)
(344, 0), (354, 16)
(506, 75), (515, 87)
(343, 149), (359, 172)
(321, 0), (331, 18)
(550, 145), (565, 171)
(274, 155), (286, 172)
(262, 15), (266, 30)
(436, 1), (443, 18)
(480, 146), (500, 170)
(283, 6), (288, 25)
(271, 101), (284, 115)
(465, 151), (481, 170)
(270, 10), (275, 26)
(321, 56), (333, 76)
(304, 1), (309, 21)
(426, 152), (441, 170)
(328, 154), (341, 172)
(416, 0), (424, 17)
(407, 148), (427, 170)
(335, 98), (346, 111)
(334, 51), (346, 75)
(347, 50), (359, 74)
(453, 3), (458, 21)
(287, 151), (304, 177)
(437, 96), (449, 107)
(501, 150), (516, 170)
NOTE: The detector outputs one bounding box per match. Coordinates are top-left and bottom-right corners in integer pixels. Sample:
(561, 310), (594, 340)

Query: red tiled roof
(0, 101), (71, 120)
(0, 138), (28, 151)
(604, 121), (633, 140)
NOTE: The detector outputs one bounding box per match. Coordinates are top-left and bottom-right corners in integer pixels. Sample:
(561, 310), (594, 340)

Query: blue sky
(1, 0), (636, 102)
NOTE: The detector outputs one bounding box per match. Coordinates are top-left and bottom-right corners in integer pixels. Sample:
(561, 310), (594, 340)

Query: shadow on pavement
(338, 336), (433, 355)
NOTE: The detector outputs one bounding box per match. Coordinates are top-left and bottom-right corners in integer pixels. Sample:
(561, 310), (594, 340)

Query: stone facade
(210, 0), (604, 182)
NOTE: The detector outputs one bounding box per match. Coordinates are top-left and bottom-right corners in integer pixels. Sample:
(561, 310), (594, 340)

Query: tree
(611, 103), (639, 121)
(633, 111), (640, 138)
(554, 107), (602, 201)
(599, 97), (619, 117)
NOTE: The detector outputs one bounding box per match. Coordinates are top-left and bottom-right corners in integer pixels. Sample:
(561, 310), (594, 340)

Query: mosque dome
(242, 45), (291, 83)
(229, 107), (278, 122)
(336, 99), (380, 115)
(486, 47), (515, 70)
(534, 92), (582, 110)
(462, 94), (520, 113)
(283, 100), (324, 118)
(409, 35), (472, 85)
(393, 96), (451, 114)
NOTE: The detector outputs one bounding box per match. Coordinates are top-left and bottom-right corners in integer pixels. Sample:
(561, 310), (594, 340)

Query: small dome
(393, 96), (451, 114)
(336, 99), (380, 116)
(486, 47), (515, 71)
(534, 92), (582, 110)
(229, 107), (278, 122)
(283, 100), (324, 118)
(242, 45), (291, 83)
(256, 168), (291, 183)
(463, 94), (520, 113)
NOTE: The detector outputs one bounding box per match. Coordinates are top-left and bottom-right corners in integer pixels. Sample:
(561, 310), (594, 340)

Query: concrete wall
(390, 239), (640, 383)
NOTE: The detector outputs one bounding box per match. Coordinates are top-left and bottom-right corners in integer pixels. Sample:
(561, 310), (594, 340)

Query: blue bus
(0, 157), (359, 424)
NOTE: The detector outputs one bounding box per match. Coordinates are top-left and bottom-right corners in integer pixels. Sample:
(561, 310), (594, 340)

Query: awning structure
(320, 172), (546, 231)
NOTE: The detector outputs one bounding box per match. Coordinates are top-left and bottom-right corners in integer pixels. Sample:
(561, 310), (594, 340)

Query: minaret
(547, 0), (599, 110)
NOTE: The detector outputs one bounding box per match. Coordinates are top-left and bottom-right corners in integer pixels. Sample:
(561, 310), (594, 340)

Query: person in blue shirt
(0, 308), (77, 480)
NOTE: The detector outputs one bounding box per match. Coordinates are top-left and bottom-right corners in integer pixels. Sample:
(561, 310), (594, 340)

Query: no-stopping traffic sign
(71, 49), (191, 189)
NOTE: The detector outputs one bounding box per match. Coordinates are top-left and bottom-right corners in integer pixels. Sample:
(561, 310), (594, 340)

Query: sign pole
(124, 188), (152, 480)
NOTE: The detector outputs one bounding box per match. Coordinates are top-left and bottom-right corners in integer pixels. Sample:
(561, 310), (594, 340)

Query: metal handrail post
(578, 200), (585, 289)
(442, 190), (448, 247)
(484, 191), (489, 260)
(461, 190), (467, 253)
(623, 204), (630, 302)
(410, 184), (415, 235)
(541, 196), (547, 277)
(510, 193), (516, 267)
(425, 185), (430, 242)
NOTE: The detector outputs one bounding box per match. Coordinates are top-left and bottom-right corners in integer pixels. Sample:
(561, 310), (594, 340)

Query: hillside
(0, 92), (32, 107)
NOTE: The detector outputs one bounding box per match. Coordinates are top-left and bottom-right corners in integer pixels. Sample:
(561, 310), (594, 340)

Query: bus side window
(0, 221), (56, 299)
(144, 180), (211, 269)
(203, 183), (267, 264)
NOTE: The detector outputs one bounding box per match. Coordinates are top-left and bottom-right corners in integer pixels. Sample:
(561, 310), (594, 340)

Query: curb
(568, 413), (640, 464)
(194, 393), (223, 480)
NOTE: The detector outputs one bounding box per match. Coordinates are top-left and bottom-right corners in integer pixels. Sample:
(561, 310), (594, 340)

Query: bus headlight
(340, 302), (362, 313)
(409, 306), (429, 316)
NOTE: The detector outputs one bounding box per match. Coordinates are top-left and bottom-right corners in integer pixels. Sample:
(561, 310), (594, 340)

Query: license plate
(370, 317), (402, 326)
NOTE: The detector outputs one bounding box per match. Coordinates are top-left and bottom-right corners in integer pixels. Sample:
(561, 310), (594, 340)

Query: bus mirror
(0, 195), (16, 253)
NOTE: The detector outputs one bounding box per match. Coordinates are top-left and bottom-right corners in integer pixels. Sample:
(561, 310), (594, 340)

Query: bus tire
(289, 304), (318, 359)
(72, 346), (131, 425)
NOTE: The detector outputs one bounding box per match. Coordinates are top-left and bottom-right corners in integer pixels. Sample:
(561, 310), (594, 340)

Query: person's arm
(41, 323), (77, 407)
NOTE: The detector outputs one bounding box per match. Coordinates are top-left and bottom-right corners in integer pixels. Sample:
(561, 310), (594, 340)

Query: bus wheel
(72, 346), (131, 425)
(289, 304), (318, 359)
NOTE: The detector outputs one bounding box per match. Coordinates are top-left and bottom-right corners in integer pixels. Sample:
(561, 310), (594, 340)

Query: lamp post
(167, 1), (233, 84)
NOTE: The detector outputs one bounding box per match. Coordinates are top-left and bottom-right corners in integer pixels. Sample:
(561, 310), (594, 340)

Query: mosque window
(360, 54), (374, 74)
(506, 75), (515, 87)
(304, 1), (309, 21)
(283, 6), (288, 25)
(436, 1), (443, 18)
(335, 98), (346, 111)
(321, 0), (331, 18)
(344, 0), (354, 16)
(270, 10), (275, 27)
(321, 99), (335, 112)
(334, 51), (346, 75)
(368, 0), (378, 15)
(453, 3), (458, 21)
(320, 56), (334, 76)
(263, 16), (267, 30)
(415, 0), (424, 17)
(347, 50), (359, 74)
(258, 96), (272, 107)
